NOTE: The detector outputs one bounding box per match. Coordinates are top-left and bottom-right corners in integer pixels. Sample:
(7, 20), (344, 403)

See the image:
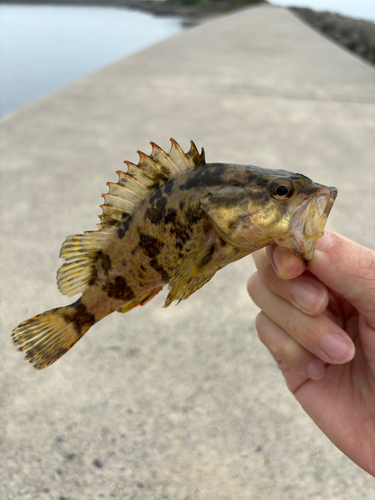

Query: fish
(12, 139), (337, 370)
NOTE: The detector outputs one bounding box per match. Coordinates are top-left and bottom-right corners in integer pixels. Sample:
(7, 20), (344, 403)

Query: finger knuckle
(247, 272), (261, 299)
(255, 312), (269, 343)
(275, 339), (308, 372)
(275, 338), (298, 365)
(283, 312), (299, 337)
(359, 248), (375, 288)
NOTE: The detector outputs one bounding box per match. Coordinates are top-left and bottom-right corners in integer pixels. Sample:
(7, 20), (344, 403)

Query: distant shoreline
(290, 7), (375, 66)
(0, 0), (265, 22)
(1, 1), (374, 64)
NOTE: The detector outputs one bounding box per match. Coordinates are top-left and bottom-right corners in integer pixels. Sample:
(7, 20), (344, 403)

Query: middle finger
(247, 272), (355, 364)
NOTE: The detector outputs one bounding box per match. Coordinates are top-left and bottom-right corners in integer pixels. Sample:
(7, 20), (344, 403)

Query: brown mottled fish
(12, 139), (337, 369)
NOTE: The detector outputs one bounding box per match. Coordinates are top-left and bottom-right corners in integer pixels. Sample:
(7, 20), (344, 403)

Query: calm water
(0, 5), (184, 117)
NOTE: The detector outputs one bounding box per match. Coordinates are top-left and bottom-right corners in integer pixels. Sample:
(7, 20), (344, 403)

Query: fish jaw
(274, 185), (337, 260)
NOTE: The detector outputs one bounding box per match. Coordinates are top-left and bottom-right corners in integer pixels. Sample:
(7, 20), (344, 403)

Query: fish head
(201, 165), (337, 261)
(264, 175), (337, 260)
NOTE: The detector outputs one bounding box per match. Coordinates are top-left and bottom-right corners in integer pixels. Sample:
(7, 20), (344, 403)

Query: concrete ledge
(1, 5), (374, 498)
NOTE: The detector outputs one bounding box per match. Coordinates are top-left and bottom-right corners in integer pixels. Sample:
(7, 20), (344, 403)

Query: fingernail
(320, 333), (355, 362)
(306, 358), (325, 379)
(291, 280), (326, 314)
(315, 231), (332, 251)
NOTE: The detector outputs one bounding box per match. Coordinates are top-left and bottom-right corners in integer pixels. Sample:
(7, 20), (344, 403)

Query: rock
(291, 7), (375, 65)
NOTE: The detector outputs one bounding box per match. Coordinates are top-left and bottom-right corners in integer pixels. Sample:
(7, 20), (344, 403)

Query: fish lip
(282, 185), (337, 261)
(304, 185), (337, 237)
(301, 185), (337, 260)
(323, 186), (338, 217)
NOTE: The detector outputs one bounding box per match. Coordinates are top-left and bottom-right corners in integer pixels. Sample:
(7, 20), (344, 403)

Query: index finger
(252, 248), (329, 316)
(252, 245), (307, 281)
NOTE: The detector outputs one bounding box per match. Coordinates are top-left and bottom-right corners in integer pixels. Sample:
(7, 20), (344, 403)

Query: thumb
(309, 229), (375, 329)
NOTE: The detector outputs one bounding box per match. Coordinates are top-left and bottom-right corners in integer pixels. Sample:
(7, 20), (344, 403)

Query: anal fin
(163, 243), (221, 308)
(117, 287), (163, 313)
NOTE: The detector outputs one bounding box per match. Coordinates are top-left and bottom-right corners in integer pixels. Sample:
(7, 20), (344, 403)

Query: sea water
(0, 5), (183, 117)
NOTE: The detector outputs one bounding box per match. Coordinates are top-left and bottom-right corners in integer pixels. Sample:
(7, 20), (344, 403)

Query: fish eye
(276, 185), (289, 197)
(269, 179), (295, 200)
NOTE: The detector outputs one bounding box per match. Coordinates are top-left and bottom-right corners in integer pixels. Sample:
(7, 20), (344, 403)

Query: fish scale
(12, 139), (337, 370)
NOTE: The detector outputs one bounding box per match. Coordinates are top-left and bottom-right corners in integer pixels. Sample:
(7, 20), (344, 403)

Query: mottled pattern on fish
(12, 140), (337, 369)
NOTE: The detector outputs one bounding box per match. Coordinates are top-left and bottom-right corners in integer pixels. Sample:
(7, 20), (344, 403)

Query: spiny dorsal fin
(99, 139), (205, 229)
(57, 139), (205, 297)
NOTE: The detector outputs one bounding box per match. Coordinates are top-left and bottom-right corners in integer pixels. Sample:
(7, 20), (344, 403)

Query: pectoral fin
(117, 287), (163, 313)
(163, 243), (221, 308)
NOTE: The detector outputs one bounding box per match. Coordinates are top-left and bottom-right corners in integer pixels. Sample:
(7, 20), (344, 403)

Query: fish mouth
(288, 185), (337, 261)
(304, 185), (337, 237)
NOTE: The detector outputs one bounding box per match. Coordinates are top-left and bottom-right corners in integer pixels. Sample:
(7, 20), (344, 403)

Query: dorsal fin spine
(187, 141), (205, 166)
(150, 142), (180, 174)
(57, 140), (206, 297)
(100, 140), (206, 230)
(118, 169), (148, 187)
(170, 139), (189, 167)
(102, 194), (136, 209)
(123, 162), (154, 190)
(137, 151), (169, 179)
(108, 181), (143, 200)
(100, 205), (128, 222)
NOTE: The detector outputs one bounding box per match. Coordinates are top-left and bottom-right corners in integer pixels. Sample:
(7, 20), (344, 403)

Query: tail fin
(11, 300), (96, 370)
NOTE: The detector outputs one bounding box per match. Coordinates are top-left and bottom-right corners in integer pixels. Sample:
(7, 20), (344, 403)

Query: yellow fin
(57, 231), (111, 296)
(163, 243), (220, 308)
(99, 139), (205, 230)
(11, 300), (96, 370)
(117, 287), (163, 313)
(60, 140), (205, 296)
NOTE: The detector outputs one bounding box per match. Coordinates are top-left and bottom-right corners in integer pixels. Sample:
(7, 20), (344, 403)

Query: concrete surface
(1, 4), (375, 499)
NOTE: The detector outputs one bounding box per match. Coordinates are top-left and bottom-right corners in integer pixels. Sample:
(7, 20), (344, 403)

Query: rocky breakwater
(291, 7), (375, 66)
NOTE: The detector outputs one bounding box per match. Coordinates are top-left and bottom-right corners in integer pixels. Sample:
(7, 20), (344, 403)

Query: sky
(272, 0), (375, 22)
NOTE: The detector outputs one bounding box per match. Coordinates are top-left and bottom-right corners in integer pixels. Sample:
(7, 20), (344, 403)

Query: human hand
(247, 229), (375, 476)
